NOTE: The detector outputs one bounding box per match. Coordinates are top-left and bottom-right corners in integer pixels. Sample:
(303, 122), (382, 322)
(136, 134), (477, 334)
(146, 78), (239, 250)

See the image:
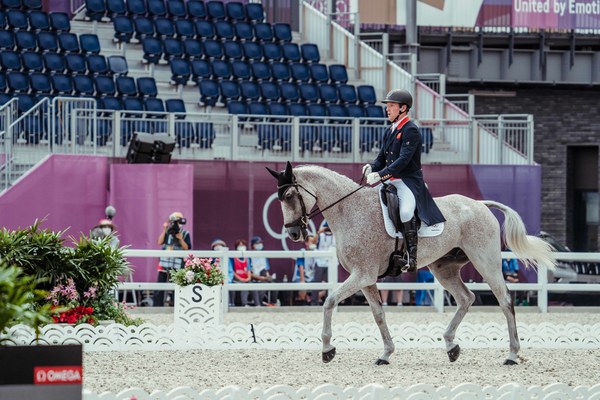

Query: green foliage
(0, 265), (55, 343)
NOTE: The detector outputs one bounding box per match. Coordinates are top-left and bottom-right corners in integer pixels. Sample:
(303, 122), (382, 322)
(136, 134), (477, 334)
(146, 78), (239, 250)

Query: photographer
(153, 211), (192, 307)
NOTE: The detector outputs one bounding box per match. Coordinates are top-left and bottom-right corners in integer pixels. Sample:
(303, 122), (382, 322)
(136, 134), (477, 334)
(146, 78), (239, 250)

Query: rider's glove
(362, 164), (372, 176)
(366, 172), (381, 185)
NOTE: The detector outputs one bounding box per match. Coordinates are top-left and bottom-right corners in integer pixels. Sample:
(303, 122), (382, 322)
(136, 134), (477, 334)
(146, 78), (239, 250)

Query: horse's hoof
(375, 359), (390, 365)
(503, 359), (518, 365)
(447, 344), (460, 362)
(322, 347), (336, 363)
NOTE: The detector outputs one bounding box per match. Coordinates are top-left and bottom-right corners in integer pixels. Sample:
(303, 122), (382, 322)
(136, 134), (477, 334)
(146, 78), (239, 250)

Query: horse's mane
(294, 165), (360, 189)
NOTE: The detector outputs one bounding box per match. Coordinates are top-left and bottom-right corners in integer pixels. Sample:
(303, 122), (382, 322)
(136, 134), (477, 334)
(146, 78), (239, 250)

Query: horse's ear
(284, 161), (293, 180)
(265, 167), (281, 180)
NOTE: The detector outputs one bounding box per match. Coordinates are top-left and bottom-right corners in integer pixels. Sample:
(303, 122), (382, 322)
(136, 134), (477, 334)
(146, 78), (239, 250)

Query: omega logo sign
(34, 366), (82, 385)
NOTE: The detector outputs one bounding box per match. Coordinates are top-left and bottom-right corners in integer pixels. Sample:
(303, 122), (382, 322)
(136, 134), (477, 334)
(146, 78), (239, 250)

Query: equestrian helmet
(382, 89), (413, 109)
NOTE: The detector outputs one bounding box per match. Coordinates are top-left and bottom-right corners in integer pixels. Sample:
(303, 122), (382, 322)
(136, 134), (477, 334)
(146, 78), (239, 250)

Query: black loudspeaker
(126, 132), (176, 164)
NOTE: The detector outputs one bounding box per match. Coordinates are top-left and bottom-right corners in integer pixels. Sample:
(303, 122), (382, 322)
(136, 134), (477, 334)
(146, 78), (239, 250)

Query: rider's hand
(366, 172), (381, 185)
(362, 164), (372, 176)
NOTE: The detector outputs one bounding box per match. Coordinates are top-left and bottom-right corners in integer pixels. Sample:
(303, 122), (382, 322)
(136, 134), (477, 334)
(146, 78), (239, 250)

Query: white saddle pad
(378, 187), (444, 239)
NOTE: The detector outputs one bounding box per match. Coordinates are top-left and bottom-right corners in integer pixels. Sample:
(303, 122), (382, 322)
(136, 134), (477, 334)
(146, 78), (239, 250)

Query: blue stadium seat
(65, 53), (87, 75)
(21, 51), (42, 72)
(58, 32), (80, 53)
(0, 31), (14, 50)
(0, 93), (10, 106)
(273, 23), (292, 43)
(0, 51), (21, 71)
(112, 15), (133, 42)
(231, 60), (251, 81)
(144, 97), (165, 116)
(126, 0), (146, 17)
(365, 104), (385, 119)
(282, 43), (301, 63)
(299, 83), (319, 103)
(28, 10), (49, 31)
(106, 0), (126, 18)
(206, 1), (225, 20)
(137, 76), (157, 97)
(319, 84), (339, 103)
(23, 0), (42, 10)
(290, 63), (310, 83)
(15, 31), (36, 51)
(37, 31), (58, 52)
(85, 0), (105, 21)
(219, 80), (240, 103)
(6, 71), (30, 93)
(169, 58), (191, 85)
(29, 72), (51, 94)
(203, 39), (223, 59)
(162, 38), (184, 61)
(0, 72), (6, 92)
(259, 81), (279, 102)
(142, 37), (162, 63)
(226, 2), (245, 21)
(254, 22), (273, 42)
(227, 100), (247, 115)
(191, 59), (211, 82)
(108, 55), (128, 75)
(73, 74), (95, 96)
(49, 12), (70, 32)
(215, 20), (234, 40)
(329, 104), (348, 119)
(251, 61), (270, 81)
(123, 96), (143, 113)
(133, 17), (154, 41)
(7, 10), (29, 30)
(242, 41), (262, 62)
(240, 81), (259, 102)
(16, 93), (36, 114)
(347, 104), (366, 118)
(147, 0), (167, 18)
(270, 62), (290, 82)
(43, 53), (65, 73)
(80, 34), (100, 54)
(155, 17), (175, 38)
(2, 0), (20, 10)
(328, 64), (348, 84)
(116, 76), (137, 96)
(289, 102), (308, 116)
(262, 42), (282, 62)
(0, 12), (7, 30)
(338, 84), (358, 104)
(122, 97), (145, 140)
(211, 59), (231, 80)
(301, 43), (320, 63)
(195, 19), (215, 39)
(167, 1), (186, 19)
(50, 73), (73, 95)
(223, 40), (242, 60)
(98, 96), (122, 111)
(95, 75), (116, 96)
(198, 79), (218, 106)
(234, 21), (254, 41)
(175, 19), (195, 39)
(280, 82), (299, 103)
(245, 3), (264, 22)
(358, 85), (377, 105)
(309, 63), (329, 84)
(187, 0), (206, 20)
(166, 98), (185, 115)
(183, 38), (203, 59)
(268, 102), (287, 117)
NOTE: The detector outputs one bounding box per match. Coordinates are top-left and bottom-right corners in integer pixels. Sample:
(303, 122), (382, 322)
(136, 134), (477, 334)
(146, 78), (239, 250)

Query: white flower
(185, 270), (195, 283)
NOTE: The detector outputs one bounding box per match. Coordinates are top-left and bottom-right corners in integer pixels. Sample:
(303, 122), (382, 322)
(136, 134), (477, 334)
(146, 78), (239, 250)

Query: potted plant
(170, 255), (225, 326)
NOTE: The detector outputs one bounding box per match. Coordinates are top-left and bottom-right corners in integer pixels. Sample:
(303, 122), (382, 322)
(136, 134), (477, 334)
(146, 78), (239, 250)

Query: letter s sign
(191, 285), (203, 303)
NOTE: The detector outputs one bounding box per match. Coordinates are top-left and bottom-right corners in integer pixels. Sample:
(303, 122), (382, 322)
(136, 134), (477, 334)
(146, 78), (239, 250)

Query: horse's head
(266, 162), (316, 242)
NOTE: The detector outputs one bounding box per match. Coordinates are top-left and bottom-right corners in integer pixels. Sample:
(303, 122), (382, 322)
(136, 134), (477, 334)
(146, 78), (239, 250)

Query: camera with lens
(167, 217), (186, 236)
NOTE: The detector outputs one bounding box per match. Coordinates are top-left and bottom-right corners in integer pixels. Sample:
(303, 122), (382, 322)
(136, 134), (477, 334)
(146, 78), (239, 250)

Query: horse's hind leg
(361, 284), (394, 365)
(428, 261), (475, 362)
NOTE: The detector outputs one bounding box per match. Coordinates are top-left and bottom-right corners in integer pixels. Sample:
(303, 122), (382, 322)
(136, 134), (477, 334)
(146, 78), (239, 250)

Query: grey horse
(267, 162), (555, 366)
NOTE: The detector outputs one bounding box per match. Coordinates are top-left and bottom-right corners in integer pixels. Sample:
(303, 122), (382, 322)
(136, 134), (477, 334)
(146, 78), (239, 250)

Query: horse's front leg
(321, 273), (371, 363)
(362, 284), (395, 365)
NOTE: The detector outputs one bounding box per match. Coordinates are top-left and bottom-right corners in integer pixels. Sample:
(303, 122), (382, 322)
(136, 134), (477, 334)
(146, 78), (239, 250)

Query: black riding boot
(401, 217), (419, 272)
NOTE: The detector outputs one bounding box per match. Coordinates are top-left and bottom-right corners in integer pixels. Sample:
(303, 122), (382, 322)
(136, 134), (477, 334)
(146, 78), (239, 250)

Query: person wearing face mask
(249, 236), (277, 306)
(229, 239), (251, 306)
(90, 219), (120, 249)
(363, 89), (445, 273)
(211, 238), (236, 306)
(292, 235), (317, 305)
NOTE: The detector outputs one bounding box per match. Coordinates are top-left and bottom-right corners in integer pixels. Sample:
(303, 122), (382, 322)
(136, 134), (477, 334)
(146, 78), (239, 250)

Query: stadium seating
(245, 3), (264, 22)
(187, 1), (206, 20)
(167, 1), (186, 19)
(169, 58), (191, 85)
(226, 2), (245, 21)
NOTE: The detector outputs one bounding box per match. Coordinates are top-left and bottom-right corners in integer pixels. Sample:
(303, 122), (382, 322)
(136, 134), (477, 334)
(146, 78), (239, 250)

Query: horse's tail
(482, 200), (556, 270)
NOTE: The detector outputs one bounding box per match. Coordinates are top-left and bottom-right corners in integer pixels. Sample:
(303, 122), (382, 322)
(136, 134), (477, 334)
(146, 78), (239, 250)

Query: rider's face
(386, 102), (401, 122)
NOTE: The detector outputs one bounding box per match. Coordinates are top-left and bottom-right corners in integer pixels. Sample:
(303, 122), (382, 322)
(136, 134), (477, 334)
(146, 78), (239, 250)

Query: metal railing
(118, 249), (600, 314)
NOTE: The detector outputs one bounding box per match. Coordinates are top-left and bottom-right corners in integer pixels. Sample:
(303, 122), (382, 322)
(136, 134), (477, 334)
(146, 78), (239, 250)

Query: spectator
(210, 238), (233, 306)
(293, 235), (317, 305)
(379, 273), (404, 307)
(249, 236), (276, 306)
(153, 211), (191, 307)
(311, 222), (336, 306)
(90, 218), (120, 249)
(229, 239), (251, 306)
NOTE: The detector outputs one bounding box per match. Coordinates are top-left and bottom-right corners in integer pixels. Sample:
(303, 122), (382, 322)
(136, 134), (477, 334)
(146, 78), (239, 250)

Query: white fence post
(433, 277), (445, 313)
(538, 264), (549, 313)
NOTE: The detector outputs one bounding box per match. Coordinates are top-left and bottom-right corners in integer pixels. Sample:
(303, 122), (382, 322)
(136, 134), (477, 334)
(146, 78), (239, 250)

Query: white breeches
(388, 179), (416, 223)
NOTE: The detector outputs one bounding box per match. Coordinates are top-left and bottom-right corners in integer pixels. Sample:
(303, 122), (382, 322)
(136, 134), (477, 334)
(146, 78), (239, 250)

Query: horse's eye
(284, 192), (293, 201)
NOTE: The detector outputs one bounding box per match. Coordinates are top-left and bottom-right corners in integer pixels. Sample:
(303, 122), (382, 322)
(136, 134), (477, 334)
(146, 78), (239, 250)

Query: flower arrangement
(52, 306), (95, 325)
(170, 255), (224, 287)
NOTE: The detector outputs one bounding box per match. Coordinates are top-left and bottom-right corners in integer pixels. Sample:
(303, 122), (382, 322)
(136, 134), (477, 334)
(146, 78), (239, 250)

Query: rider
(363, 89), (445, 272)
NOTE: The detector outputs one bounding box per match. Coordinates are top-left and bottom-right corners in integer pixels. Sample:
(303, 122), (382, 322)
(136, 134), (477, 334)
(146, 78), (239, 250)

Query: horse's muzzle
(286, 226), (307, 242)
